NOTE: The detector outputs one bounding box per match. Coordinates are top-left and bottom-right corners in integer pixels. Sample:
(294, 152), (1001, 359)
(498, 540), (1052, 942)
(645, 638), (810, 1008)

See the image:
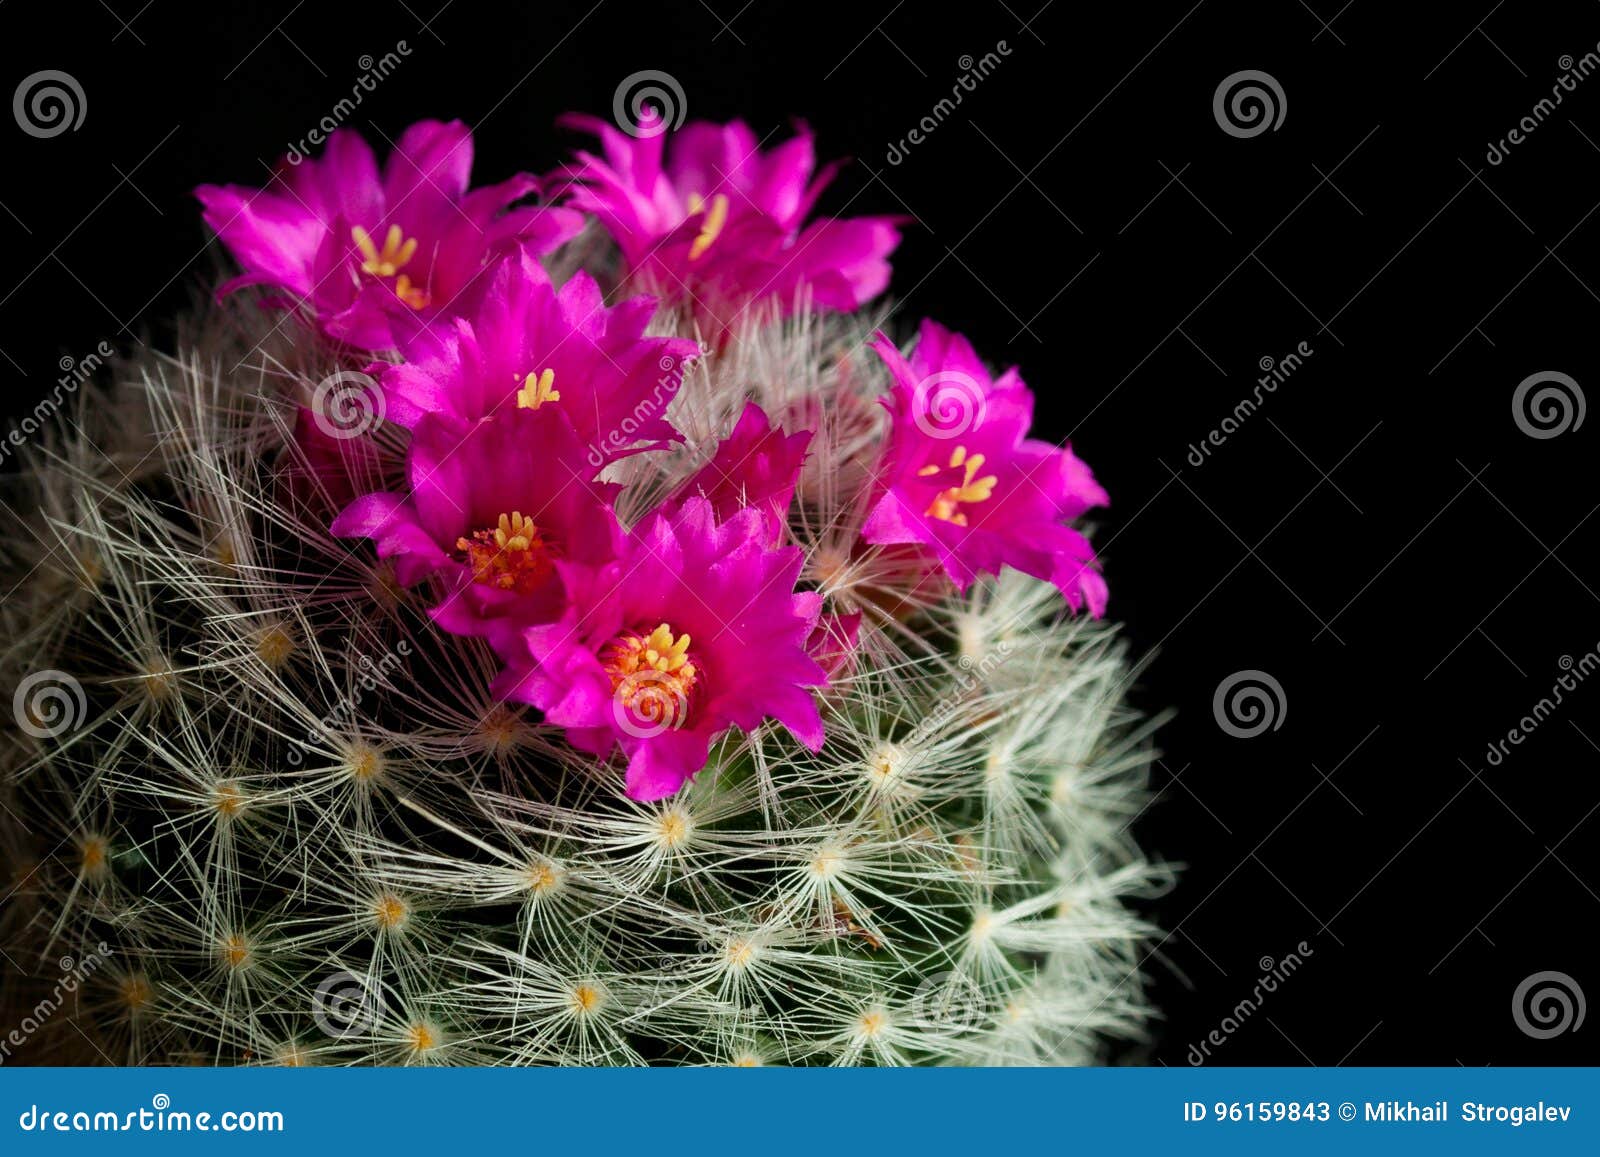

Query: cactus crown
(2, 206), (1164, 1073)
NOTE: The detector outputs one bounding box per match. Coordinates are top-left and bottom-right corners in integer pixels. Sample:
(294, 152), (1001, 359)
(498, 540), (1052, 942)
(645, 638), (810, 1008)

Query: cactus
(0, 120), (1167, 1068)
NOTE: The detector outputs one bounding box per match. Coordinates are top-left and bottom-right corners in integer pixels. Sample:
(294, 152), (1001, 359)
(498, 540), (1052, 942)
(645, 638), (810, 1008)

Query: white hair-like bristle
(0, 272), (1166, 1066)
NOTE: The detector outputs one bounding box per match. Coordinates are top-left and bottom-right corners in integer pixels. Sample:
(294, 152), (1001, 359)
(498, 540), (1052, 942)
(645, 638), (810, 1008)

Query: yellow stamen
(352, 223), (416, 277)
(686, 192), (730, 261)
(601, 623), (698, 730)
(918, 445), (999, 527)
(456, 511), (554, 595)
(393, 273), (430, 310)
(514, 367), (561, 410)
(351, 224), (430, 309)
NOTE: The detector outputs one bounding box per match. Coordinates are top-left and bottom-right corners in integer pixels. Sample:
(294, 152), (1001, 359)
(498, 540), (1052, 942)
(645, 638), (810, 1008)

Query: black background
(2, 0), (1596, 1065)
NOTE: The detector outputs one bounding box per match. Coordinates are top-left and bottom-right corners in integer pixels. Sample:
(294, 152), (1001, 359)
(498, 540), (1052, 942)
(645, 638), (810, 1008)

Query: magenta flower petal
(556, 115), (902, 327)
(329, 490), (449, 586)
(287, 406), (384, 511)
(332, 407), (623, 639)
(196, 120), (583, 350)
(806, 608), (863, 684)
(378, 254), (700, 464)
(667, 402), (811, 540)
(863, 320), (1110, 614)
(499, 497), (827, 799)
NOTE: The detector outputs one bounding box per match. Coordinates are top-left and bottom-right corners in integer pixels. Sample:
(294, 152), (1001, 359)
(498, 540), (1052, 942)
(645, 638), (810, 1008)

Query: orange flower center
(351, 224), (430, 309)
(601, 622), (699, 730)
(918, 445), (998, 527)
(456, 511), (554, 595)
